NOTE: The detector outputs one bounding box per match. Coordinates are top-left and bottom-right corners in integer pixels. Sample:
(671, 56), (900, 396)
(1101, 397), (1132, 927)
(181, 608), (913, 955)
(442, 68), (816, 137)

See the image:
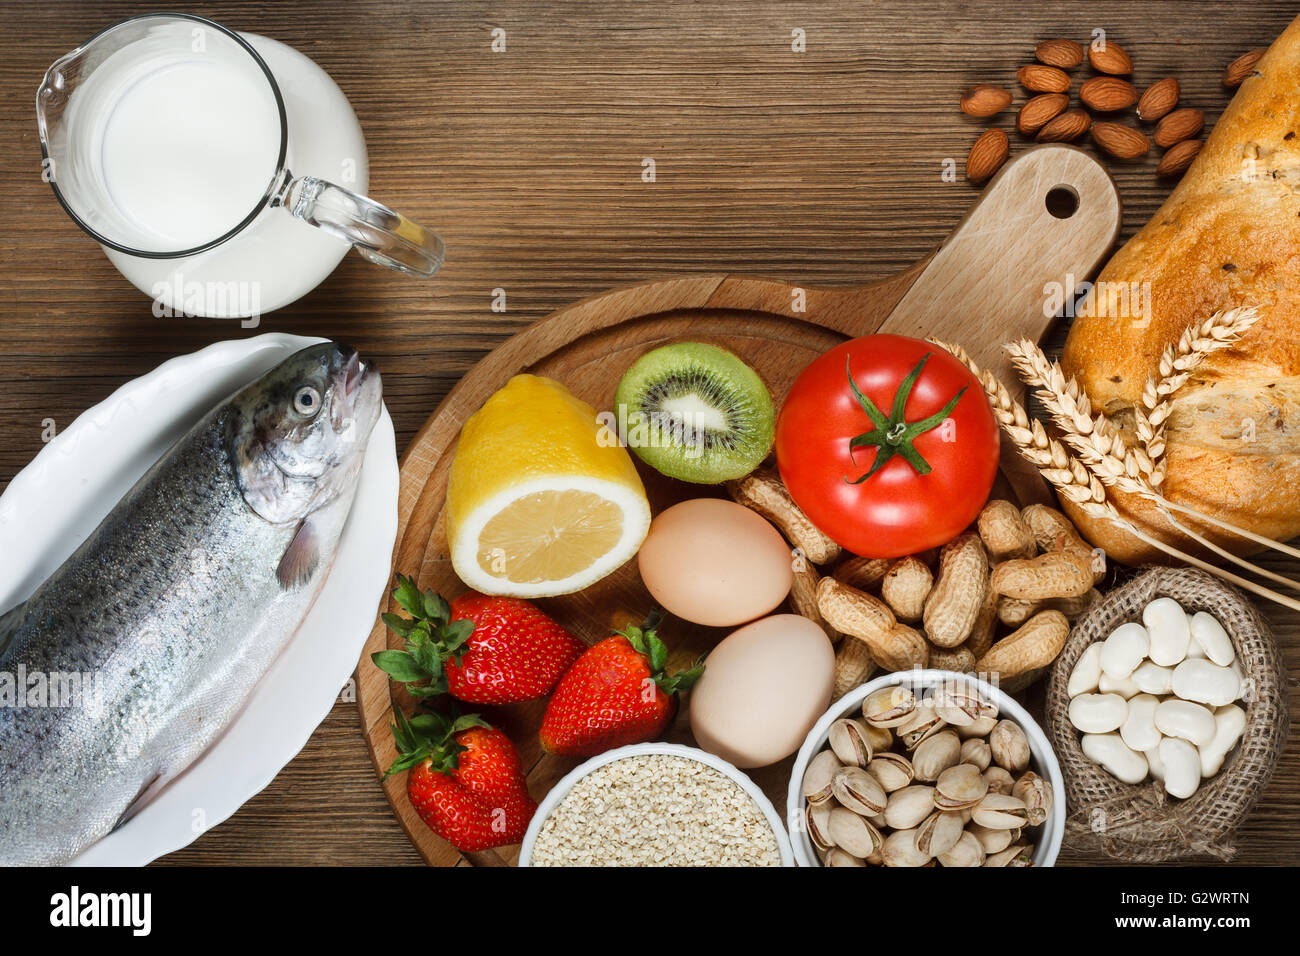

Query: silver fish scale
(0, 407), (326, 865)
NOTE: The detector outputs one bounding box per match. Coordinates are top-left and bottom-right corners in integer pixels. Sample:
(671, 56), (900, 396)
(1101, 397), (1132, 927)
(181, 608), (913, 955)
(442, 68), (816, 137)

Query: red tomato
(775, 334), (999, 558)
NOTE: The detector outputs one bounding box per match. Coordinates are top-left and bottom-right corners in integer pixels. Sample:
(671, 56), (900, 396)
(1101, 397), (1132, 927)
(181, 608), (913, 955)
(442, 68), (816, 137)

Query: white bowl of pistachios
(787, 669), (1065, 867)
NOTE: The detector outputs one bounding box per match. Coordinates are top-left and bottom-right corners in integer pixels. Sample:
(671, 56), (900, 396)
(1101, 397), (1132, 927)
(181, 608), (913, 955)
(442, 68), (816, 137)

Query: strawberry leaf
(613, 613), (702, 698)
(371, 649), (429, 684)
(393, 574), (426, 618)
(443, 619), (475, 651)
(451, 713), (490, 734)
(646, 633), (668, 673)
(655, 659), (705, 696)
(407, 713), (446, 736)
(386, 708), (488, 777)
(376, 575), (479, 700)
(423, 589), (450, 624)
(381, 612), (417, 638)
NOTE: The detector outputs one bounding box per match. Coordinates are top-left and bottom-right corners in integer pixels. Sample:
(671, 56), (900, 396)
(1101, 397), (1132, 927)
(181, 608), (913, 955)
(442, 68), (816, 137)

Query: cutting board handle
(874, 144), (1121, 505)
(874, 144), (1121, 374)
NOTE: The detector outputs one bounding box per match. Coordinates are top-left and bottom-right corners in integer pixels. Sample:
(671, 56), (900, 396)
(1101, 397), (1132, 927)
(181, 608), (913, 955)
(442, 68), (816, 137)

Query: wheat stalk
(1006, 340), (1148, 483)
(927, 337), (1300, 614)
(1004, 337), (1300, 564)
(929, 339), (1114, 521)
(1136, 307), (1262, 487)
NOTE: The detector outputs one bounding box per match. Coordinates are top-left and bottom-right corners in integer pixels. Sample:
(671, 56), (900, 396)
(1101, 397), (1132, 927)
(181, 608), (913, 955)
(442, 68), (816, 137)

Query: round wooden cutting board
(358, 145), (1121, 866)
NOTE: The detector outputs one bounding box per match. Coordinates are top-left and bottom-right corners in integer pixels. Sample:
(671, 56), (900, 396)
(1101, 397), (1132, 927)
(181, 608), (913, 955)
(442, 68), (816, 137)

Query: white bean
(1068, 642), (1103, 698)
(1120, 693), (1161, 753)
(1131, 661), (1175, 696)
(1189, 611), (1234, 667)
(1099, 672), (1141, 699)
(1143, 597), (1191, 666)
(1159, 737), (1202, 799)
(1100, 623), (1149, 680)
(1172, 659), (1241, 708)
(1199, 704), (1247, 777)
(1154, 698), (1217, 747)
(1069, 693), (1128, 734)
(1144, 744), (1165, 782)
(1081, 733), (1149, 785)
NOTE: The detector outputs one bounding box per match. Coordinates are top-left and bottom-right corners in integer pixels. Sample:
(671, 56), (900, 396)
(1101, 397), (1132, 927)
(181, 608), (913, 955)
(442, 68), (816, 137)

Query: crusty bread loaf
(1059, 18), (1300, 564)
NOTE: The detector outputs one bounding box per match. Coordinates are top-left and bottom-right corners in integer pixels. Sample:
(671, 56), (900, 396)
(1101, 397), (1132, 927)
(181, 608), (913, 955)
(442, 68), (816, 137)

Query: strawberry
(373, 575), (585, 704)
(539, 618), (703, 757)
(388, 709), (536, 853)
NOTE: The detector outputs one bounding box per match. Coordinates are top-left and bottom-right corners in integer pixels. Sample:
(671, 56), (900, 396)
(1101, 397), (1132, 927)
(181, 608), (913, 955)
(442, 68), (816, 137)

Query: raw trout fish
(0, 343), (382, 865)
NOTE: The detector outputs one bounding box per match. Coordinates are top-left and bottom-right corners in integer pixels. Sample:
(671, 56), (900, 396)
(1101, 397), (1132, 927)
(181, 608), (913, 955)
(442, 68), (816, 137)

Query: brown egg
(689, 614), (835, 768)
(637, 498), (793, 627)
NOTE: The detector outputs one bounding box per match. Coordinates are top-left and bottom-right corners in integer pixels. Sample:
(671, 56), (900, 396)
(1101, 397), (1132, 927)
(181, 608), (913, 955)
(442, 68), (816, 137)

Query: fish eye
(293, 386), (322, 417)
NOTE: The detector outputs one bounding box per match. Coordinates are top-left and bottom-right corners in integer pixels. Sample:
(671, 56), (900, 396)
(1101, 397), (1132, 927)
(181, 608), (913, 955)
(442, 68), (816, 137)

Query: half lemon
(446, 374), (651, 597)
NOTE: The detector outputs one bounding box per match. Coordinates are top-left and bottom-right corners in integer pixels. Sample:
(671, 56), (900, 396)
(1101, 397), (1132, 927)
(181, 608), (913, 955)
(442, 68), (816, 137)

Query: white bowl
(786, 669), (1066, 867)
(519, 742), (794, 866)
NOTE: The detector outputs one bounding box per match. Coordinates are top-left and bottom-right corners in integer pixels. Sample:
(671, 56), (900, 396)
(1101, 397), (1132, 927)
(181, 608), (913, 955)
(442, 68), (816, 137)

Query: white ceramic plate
(0, 333), (399, 866)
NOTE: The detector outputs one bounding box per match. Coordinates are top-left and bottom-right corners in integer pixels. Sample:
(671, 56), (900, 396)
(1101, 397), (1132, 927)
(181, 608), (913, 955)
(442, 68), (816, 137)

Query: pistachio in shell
(937, 830), (986, 867)
(883, 784), (937, 831)
(866, 752), (915, 792)
(971, 792), (1030, 830)
(989, 719), (1032, 773)
(915, 809), (964, 857)
(934, 762), (989, 811)
(832, 765), (888, 816)
(827, 806), (883, 858)
(912, 729), (962, 782)
(862, 685), (916, 728)
(802, 749), (842, 805)
(828, 717), (874, 767)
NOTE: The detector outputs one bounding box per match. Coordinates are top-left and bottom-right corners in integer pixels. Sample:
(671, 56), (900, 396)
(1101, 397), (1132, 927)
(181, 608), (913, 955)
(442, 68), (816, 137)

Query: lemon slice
(446, 374), (651, 597)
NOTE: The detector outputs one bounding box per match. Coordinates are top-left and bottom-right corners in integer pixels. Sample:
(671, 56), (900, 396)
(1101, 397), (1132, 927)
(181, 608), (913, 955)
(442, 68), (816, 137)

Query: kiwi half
(613, 342), (775, 483)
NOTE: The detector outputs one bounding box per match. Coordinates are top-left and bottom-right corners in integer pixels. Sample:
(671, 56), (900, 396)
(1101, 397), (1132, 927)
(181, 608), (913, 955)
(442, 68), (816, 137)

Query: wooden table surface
(2, 0), (1296, 866)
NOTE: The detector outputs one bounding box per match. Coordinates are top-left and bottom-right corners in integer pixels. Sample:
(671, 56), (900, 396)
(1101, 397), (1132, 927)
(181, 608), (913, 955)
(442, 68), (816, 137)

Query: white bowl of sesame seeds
(519, 742), (794, 867)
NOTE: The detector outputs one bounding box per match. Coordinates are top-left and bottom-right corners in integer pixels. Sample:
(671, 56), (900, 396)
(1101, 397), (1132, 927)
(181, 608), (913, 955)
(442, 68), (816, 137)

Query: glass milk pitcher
(36, 13), (444, 321)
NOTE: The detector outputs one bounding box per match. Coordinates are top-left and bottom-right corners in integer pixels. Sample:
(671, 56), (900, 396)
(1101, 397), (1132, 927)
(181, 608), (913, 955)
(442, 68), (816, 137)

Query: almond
(1136, 78), (1179, 121)
(960, 84), (1013, 117)
(1017, 92), (1068, 134)
(1223, 48), (1266, 88)
(1088, 39), (1133, 75)
(1017, 64), (1071, 94)
(1091, 122), (1150, 160)
(1157, 138), (1202, 177)
(1035, 38), (1083, 69)
(1036, 108), (1091, 143)
(1079, 76), (1138, 112)
(1153, 108), (1205, 147)
(966, 128), (1009, 183)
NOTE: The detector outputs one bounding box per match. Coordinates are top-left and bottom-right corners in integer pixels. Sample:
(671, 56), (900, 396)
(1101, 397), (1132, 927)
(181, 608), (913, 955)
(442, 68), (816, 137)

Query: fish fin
(276, 518), (320, 590)
(113, 772), (166, 830)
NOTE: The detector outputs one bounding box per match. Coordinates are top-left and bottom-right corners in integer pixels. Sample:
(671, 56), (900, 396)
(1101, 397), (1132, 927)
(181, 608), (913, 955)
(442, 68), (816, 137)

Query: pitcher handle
(277, 173), (445, 277)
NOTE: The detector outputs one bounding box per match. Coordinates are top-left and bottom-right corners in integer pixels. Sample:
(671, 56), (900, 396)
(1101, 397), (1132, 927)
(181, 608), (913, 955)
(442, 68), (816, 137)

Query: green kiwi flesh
(613, 342), (775, 483)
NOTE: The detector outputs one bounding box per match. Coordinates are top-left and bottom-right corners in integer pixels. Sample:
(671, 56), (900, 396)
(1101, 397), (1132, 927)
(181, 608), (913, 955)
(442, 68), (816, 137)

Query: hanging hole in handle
(1045, 185), (1080, 219)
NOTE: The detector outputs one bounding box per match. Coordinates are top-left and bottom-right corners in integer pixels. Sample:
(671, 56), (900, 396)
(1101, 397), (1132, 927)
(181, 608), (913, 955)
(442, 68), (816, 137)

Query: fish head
(229, 342), (383, 524)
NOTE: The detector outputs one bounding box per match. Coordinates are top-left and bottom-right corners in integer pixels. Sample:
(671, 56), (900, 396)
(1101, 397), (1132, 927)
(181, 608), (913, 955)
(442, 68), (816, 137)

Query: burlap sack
(1045, 568), (1285, 862)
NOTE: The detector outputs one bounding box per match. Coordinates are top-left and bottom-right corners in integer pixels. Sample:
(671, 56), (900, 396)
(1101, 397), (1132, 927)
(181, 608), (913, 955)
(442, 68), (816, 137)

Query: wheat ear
(1136, 307), (1262, 486)
(928, 338), (1300, 614)
(1006, 339), (1300, 564)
